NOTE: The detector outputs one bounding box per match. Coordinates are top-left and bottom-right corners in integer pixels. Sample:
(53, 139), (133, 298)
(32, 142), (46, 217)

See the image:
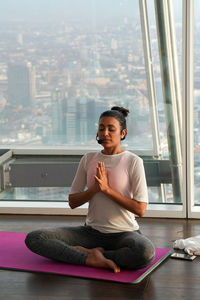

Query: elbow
(69, 201), (75, 209)
(69, 201), (76, 210)
(137, 205), (147, 217)
(68, 195), (76, 209)
(138, 210), (145, 217)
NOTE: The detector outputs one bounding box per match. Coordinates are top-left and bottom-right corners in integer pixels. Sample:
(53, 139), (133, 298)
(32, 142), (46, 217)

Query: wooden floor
(0, 215), (200, 300)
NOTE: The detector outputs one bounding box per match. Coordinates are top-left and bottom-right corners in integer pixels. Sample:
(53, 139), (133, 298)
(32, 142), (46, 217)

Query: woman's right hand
(69, 166), (100, 209)
(69, 163), (101, 209)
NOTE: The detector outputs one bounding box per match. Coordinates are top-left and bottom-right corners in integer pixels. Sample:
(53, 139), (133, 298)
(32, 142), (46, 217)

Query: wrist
(89, 185), (99, 195)
(102, 185), (111, 195)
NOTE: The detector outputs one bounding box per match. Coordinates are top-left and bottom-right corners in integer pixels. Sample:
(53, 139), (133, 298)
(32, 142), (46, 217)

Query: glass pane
(0, 0), (183, 207)
(194, 0), (200, 205)
(0, 187), (69, 202)
(0, 0), (153, 151)
(147, 0), (167, 158)
(146, 0), (182, 204)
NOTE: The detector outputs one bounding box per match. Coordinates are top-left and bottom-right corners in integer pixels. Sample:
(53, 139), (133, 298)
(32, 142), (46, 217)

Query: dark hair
(99, 106), (129, 140)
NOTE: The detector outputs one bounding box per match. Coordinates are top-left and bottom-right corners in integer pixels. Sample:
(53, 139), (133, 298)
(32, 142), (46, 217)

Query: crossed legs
(25, 225), (155, 272)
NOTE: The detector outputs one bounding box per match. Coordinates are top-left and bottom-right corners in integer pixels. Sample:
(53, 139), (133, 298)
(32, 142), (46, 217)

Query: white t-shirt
(69, 151), (148, 233)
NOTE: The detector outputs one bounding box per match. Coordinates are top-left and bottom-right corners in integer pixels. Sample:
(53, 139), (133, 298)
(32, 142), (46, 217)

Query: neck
(101, 147), (124, 155)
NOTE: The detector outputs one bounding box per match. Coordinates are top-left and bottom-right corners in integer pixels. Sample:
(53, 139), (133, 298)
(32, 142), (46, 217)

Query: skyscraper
(7, 61), (35, 106)
(51, 89), (66, 143)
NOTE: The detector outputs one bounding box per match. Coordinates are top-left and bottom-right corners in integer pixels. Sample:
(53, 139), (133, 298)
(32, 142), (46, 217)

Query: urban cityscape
(0, 16), (156, 150)
(0, 0), (199, 204)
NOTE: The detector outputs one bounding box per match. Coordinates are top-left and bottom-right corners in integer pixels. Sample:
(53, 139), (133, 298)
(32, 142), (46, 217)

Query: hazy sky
(0, 0), (141, 22)
(0, 0), (194, 24)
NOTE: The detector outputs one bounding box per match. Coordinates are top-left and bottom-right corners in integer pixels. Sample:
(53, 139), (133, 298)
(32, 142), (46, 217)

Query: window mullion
(182, 0), (194, 218)
(139, 0), (161, 158)
(154, 0), (183, 205)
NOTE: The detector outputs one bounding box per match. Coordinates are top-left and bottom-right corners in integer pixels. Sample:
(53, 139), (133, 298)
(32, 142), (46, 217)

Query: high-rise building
(7, 62), (36, 106)
(17, 33), (23, 46)
(51, 89), (66, 143)
(51, 89), (98, 144)
(65, 98), (77, 144)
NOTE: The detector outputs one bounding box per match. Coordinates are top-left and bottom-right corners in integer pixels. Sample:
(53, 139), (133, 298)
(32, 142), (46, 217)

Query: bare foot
(86, 249), (120, 273)
(73, 246), (104, 254)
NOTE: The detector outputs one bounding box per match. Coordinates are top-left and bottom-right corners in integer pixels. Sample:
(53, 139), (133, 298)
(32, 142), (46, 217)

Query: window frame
(1, 0), (198, 219)
(182, 0), (200, 218)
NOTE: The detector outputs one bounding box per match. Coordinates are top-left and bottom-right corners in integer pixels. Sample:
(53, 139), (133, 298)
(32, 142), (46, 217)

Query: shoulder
(81, 152), (99, 169)
(123, 152), (145, 175)
(83, 151), (99, 161)
(123, 151), (143, 164)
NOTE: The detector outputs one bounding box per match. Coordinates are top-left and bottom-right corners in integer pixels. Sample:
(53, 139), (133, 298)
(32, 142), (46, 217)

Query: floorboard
(0, 215), (200, 300)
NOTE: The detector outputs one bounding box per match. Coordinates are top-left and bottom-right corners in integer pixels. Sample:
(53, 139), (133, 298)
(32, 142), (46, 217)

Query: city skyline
(0, 12), (155, 151)
(0, 0), (199, 156)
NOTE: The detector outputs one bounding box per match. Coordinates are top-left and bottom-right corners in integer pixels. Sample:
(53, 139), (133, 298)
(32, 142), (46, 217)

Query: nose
(103, 128), (109, 136)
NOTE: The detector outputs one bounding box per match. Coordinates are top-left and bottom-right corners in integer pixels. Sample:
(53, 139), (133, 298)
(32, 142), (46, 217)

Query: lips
(101, 140), (112, 144)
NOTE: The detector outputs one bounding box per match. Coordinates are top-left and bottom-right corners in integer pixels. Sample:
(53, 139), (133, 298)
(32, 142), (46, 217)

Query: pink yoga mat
(0, 231), (171, 283)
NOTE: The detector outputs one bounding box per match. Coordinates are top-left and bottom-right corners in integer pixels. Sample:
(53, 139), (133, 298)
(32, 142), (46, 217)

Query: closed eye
(99, 128), (116, 132)
(99, 125), (116, 131)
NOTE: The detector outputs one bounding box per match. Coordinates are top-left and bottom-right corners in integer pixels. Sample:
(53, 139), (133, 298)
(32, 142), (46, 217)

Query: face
(97, 116), (126, 147)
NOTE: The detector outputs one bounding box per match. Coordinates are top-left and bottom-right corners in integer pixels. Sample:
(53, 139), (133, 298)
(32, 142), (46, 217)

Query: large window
(0, 0), (153, 150)
(0, 0), (196, 218)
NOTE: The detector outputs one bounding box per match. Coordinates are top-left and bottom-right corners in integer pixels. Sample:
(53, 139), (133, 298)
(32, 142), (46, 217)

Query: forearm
(103, 187), (147, 217)
(69, 186), (98, 209)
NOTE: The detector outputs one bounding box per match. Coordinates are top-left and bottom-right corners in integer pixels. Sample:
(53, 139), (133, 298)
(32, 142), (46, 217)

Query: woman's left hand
(94, 162), (109, 193)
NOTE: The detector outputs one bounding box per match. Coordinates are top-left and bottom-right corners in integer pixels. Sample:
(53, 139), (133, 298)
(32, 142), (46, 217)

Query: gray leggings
(25, 225), (155, 270)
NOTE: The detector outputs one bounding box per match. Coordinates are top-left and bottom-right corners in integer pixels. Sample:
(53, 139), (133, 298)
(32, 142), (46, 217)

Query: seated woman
(25, 106), (155, 273)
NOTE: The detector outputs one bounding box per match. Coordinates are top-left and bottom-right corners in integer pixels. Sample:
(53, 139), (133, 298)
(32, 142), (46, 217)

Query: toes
(106, 259), (120, 273)
(86, 249), (120, 273)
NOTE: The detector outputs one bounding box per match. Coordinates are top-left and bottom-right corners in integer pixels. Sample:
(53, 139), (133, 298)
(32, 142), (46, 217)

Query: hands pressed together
(94, 162), (109, 194)
(69, 160), (146, 216)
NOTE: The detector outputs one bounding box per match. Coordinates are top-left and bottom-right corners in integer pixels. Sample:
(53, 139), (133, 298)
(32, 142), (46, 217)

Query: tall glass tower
(7, 62), (35, 107)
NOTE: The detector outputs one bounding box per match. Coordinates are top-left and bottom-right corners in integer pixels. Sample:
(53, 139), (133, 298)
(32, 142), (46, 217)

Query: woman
(25, 106), (155, 273)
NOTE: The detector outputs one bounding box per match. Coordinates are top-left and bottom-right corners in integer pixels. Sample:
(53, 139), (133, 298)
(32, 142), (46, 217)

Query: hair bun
(111, 106), (129, 117)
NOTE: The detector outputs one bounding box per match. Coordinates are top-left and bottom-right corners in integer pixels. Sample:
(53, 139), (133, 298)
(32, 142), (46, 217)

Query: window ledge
(0, 201), (186, 217)
(0, 201), (88, 215)
(145, 203), (185, 218)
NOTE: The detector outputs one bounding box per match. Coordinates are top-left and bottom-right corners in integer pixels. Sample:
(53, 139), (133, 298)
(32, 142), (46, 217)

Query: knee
(25, 230), (43, 251)
(127, 239), (155, 269)
(138, 242), (155, 268)
(145, 245), (155, 261)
